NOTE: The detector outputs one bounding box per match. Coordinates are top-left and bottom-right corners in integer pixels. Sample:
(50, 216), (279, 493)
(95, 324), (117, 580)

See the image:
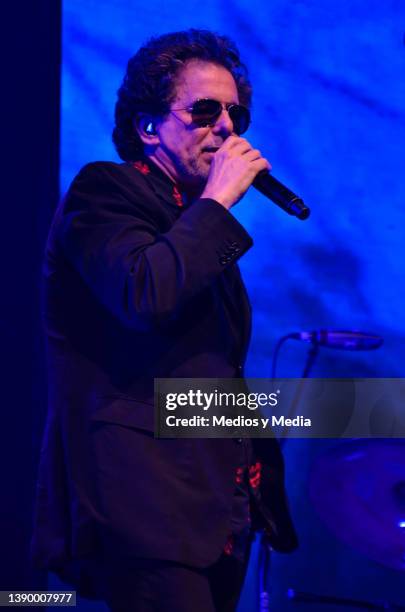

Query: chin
(184, 164), (209, 184)
(197, 161), (211, 179)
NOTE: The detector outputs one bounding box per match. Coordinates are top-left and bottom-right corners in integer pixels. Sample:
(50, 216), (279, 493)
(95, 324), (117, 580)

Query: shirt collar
(129, 157), (186, 209)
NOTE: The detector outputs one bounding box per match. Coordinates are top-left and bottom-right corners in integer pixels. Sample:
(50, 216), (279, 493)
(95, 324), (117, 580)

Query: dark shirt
(224, 439), (253, 561)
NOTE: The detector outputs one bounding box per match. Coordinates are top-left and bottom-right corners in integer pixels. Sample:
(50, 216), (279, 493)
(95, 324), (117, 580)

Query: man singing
(32, 29), (297, 611)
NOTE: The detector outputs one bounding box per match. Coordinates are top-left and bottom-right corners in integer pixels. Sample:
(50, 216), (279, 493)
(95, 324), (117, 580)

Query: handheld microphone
(289, 330), (383, 351)
(252, 172), (310, 220)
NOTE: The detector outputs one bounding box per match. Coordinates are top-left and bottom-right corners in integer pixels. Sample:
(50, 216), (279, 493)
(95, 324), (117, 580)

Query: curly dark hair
(112, 29), (252, 161)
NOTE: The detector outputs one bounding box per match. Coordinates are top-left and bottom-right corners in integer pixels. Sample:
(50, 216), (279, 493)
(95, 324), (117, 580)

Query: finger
(243, 148), (263, 161)
(250, 157), (272, 174)
(242, 149), (271, 170)
(219, 136), (251, 153)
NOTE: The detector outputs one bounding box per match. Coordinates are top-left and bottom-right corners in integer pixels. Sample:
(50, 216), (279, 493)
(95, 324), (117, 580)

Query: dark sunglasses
(171, 98), (251, 135)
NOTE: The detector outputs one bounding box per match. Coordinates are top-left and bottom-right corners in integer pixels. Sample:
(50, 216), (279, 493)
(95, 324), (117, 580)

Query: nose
(212, 108), (235, 136)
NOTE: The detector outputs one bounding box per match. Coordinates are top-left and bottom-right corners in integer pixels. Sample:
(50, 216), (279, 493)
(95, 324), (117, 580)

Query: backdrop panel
(60, 1), (405, 609)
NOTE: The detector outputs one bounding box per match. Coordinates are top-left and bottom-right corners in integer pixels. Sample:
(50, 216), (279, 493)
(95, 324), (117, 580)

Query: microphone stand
(301, 342), (319, 379)
(258, 332), (383, 611)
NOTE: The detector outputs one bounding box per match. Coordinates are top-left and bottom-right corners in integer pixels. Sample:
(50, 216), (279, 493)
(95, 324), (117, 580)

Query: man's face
(151, 60), (240, 192)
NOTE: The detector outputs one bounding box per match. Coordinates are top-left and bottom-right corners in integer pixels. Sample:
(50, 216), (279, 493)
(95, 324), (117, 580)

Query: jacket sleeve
(56, 162), (253, 330)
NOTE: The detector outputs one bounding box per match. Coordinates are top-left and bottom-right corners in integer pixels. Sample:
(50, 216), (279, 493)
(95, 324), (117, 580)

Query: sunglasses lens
(228, 105), (250, 135)
(191, 99), (222, 126)
(190, 99), (251, 134)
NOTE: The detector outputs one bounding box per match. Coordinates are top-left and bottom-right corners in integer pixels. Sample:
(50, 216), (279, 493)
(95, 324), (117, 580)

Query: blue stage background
(59, 1), (405, 609)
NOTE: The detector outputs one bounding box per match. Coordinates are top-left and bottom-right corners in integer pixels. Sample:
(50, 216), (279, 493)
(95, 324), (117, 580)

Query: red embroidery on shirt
(223, 534), (234, 556)
(235, 466), (244, 485)
(172, 185), (184, 207)
(133, 161), (151, 175)
(248, 461), (262, 489)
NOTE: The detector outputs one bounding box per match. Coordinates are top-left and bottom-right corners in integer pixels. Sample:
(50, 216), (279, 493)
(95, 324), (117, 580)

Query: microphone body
(252, 172), (310, 220)
(289, 330), (384, 351)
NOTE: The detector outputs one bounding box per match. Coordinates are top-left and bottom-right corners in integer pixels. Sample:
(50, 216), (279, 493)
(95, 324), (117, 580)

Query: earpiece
(145, 122), (157, 136)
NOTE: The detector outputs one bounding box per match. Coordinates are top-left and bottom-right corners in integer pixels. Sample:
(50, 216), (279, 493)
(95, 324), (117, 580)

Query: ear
(135, 113), (160, 146)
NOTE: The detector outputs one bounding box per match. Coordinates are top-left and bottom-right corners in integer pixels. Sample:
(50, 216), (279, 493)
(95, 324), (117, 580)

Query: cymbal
(309, 439), (405, 571)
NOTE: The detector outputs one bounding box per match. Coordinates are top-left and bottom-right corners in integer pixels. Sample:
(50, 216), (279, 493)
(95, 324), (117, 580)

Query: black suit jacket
(32, 159), (297, 594)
